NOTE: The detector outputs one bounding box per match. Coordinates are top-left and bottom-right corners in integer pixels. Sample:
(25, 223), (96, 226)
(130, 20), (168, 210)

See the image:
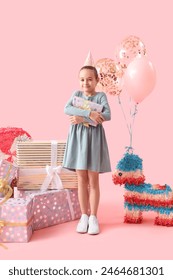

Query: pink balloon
(124, 56), (156, 103)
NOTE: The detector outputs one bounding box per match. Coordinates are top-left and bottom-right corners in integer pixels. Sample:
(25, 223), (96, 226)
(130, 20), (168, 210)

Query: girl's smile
(79, 69), (99, 96)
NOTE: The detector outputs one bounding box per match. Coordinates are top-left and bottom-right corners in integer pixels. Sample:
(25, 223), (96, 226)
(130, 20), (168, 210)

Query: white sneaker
(88, 215), (100, 235)
(76, 214), (89, 233)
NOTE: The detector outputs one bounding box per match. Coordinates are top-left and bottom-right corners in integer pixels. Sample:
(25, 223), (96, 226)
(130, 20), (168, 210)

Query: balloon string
(129, 97), (133, 147)
(118, 95), (131, 142)
(117, 95), (138, 148)
(117, 95), (131, 134)
(129, 98), (138, 147)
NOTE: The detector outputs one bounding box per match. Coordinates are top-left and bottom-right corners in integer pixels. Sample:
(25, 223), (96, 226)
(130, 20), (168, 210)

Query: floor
(1, 173), (173, 260)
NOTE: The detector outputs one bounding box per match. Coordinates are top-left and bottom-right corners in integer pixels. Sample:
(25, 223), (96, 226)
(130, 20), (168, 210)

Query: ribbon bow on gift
(80, 100), (90, 127)
(0, 179), (13, 205)
(41, 165), (63, 190)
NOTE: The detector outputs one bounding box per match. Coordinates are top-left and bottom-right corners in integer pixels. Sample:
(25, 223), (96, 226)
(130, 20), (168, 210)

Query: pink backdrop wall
(1, 1), (173, 198)
(1, 0), (173, 261)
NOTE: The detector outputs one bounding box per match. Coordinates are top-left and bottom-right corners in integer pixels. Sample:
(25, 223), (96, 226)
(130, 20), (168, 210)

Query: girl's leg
(88, 170), (100, 216)
(76, 170), (89, 214)
(76, 170), (89, 234)
(87, 170), (100, 234)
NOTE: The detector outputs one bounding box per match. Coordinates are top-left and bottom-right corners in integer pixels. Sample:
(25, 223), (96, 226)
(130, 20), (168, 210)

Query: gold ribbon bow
(0, 179), (13, 206)
(80, 100), (90, 127)
(82, 100), (90, 110)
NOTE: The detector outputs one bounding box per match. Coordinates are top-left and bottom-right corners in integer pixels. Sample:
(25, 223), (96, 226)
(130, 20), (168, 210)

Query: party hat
(84, 51), (95, 66)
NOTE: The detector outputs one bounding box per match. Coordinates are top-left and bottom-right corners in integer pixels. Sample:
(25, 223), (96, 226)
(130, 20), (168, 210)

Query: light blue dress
(63, 91), (111, 173)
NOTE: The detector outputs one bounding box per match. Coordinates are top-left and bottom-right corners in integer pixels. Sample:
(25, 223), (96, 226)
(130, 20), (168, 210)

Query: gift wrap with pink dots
(0, 197), (33, 242)
(17, 189), (81, 230)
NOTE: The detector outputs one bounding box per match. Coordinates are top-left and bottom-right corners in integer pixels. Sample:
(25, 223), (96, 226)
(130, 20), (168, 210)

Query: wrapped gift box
(0, 197), (33, 242)
(72, 96), (103, 126)
(16, 140), (78, 190)
(0, 159), (18, 184)
(14, 189), (45, 199)
(15, 189), (81, 230)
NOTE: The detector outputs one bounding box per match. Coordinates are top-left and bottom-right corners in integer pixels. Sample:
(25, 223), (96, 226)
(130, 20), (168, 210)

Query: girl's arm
(64, 92), (91, 118)
(89, 93), (111, 123)
(64, 91), (111, 123)
(100, 93), (111, 121)
(82, 93), (111, 124)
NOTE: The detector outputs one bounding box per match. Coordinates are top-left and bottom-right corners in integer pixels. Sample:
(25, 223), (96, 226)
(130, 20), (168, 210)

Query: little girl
(63, 65), (111, 235)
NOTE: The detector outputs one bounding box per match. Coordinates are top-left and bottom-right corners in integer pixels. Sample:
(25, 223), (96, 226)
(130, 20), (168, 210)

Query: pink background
(1, 0), (173, 260)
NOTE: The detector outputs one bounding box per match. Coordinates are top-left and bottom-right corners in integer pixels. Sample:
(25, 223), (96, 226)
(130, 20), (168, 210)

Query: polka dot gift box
(15, 189), (81, 231)
(0, 197), (33, 243)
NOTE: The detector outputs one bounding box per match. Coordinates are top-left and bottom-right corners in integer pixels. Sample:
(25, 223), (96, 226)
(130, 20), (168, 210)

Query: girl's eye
(80, 78), (92, 82)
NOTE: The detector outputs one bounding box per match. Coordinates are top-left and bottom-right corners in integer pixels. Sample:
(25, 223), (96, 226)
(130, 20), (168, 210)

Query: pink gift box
(0, 197), (33, 242)
(16, 189), (81, 230)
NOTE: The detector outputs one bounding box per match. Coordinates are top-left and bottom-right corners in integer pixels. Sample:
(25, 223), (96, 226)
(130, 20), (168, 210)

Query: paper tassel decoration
(0, 127), (31, 164)
(112, 152), (173, 226)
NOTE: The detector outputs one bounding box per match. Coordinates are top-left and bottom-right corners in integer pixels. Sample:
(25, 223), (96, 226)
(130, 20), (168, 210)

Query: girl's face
(79, 69), (98, 95)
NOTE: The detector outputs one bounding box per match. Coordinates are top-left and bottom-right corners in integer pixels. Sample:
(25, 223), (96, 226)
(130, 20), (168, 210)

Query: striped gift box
(16, 140), (78, 190)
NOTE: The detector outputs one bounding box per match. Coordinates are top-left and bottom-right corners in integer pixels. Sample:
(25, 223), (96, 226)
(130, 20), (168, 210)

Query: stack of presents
(0, 127), (80, 244)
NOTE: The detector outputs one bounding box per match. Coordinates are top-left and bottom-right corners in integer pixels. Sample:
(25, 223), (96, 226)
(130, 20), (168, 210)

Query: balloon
(95, 58), (124, 96)
(115, 35), (146, 69)
(124, 56), (156, 103)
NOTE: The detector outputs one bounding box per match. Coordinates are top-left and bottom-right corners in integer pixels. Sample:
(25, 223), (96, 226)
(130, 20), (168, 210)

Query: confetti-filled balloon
(95, 58), (124, 96)
(115, 35), (146, 69)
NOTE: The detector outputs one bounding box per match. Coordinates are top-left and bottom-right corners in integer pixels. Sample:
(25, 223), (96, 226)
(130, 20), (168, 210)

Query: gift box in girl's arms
(72, 96), (103, 126)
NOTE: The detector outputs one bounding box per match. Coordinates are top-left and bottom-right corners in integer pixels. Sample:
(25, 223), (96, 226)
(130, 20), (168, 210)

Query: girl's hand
(69, 116), (84, 124)
(89, 111), (105, 124)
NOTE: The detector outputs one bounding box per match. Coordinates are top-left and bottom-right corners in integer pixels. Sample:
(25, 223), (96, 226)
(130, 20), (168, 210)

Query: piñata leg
(155, 212), (173, 226)
(124, 207), (143, 224)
